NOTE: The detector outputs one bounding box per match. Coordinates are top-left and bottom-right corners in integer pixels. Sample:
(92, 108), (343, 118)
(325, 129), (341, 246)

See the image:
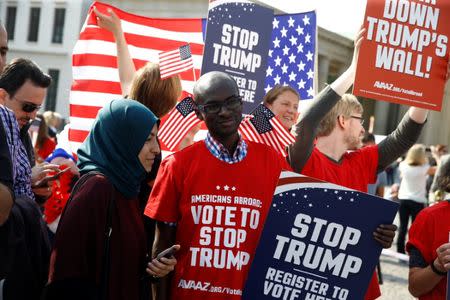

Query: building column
(318, 55), (330, 90)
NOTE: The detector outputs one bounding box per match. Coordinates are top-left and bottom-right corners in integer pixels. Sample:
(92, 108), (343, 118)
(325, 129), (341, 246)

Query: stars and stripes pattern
(68, 1), (203, 151)
(159, 44), (194, 79)
(158, 96), (202, 151)
(239, 104), (295, 157)
(264, 12), (316, 100)
(68, 2), (316, 154)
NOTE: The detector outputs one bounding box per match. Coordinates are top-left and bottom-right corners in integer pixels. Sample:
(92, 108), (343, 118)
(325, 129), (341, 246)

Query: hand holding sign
(354, 0), (450, 110)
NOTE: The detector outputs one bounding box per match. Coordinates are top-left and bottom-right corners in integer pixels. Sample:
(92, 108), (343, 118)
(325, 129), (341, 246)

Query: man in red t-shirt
(146, 28), (398, 300)
(145, 71), (291, 300)
(288, 72), (450, 299)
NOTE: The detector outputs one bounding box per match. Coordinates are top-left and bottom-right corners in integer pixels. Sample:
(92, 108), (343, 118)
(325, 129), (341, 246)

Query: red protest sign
(354, 0), (450, 111)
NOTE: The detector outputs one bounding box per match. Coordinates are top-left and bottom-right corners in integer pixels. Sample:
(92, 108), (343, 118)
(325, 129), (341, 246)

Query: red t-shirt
(406, 200), (450, 300)
(37, 137), (56, 161)
(145, 141), (290, 300)
(301, 145), (381, 299)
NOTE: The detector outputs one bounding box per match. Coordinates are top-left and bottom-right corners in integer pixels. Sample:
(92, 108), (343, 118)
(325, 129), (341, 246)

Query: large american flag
(68, 2), (316, 152)
(68, 2), (203, 151)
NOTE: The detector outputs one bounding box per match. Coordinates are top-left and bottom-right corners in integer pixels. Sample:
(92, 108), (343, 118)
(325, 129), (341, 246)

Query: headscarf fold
(77, 99), (158, 198)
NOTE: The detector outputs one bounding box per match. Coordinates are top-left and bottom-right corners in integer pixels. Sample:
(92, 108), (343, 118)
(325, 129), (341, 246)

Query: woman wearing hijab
(45, 99), (177, 300)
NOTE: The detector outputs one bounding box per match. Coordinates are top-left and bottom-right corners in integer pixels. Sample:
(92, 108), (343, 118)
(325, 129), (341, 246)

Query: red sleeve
(144, 155), (182, 222)
(406, 208), (434, 263)
(360, 145), (379, 185)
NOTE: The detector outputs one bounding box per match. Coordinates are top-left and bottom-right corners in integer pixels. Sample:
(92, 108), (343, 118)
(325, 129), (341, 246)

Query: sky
(257, 0), (368, 39)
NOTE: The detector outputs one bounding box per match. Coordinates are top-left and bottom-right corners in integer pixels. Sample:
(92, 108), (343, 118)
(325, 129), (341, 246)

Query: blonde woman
(396, 144), (436, 253)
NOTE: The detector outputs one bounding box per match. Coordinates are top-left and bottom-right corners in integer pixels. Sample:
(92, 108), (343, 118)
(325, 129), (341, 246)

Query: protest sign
(201, 0), (273, 114)
(243, 171), (399, 300)
(354, 0), (450, 111)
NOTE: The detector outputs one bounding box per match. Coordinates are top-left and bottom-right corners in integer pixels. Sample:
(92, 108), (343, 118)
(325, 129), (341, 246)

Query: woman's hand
(349, 26), (366, 72)
(93, 7), (123, 38)
(146, 245), (180, 278)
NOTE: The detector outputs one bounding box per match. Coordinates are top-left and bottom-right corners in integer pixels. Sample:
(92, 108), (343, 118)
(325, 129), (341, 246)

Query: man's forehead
(13, 80), (47, 104)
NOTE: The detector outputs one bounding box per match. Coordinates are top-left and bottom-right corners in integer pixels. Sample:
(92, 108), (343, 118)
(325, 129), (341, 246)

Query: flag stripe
(88, 3), (204, 33)
(72, 41), (203, 68)
(71, 79), (122, 94)
(70, 104), (102, 119)
(79, 28), (204, 54)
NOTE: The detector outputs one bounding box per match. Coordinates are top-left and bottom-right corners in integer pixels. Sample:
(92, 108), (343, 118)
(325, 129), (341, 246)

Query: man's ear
(337, 115), (346, 129)
(0, 88), (8, 105)
(194, 108), (204, 121)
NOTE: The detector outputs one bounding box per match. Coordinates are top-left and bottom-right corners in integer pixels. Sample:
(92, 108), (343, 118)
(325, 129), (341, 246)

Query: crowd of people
(0, 11), (449, 300)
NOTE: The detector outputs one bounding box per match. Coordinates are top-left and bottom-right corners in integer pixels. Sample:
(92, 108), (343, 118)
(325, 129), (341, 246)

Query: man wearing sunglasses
(0, 58), (60, 198)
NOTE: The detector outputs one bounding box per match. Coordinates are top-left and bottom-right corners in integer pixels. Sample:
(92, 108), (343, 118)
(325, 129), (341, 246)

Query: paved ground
(378, 213), (415, 300)
(378, 254), (414, 300)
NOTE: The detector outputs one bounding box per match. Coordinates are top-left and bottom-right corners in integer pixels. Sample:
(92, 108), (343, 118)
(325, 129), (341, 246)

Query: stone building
(1, 0), (448, 145)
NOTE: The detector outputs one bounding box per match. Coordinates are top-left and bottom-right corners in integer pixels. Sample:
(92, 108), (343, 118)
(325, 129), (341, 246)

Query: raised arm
(288, 28), (365, 172)
(94, 7), (136, 95)
(378, 57), (450, 171)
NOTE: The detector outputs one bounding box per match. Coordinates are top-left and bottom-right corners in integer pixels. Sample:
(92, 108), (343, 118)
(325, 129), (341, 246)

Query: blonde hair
(128, 62), (182, 118)
(43, 111), (62, 128)
(405, 144), (427, 166)
(317, 94), (363, 137)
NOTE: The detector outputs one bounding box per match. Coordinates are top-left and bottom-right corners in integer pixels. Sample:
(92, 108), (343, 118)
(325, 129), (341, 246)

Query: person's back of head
(43, 110), (62, 129)
(0, 58), (51, 97)
(405, 144), (426, 166)
(128, 62), (182, 118)
(362, 132), (376, 146)
(431, 154), (450, 194)
(316, 93), (363, 137)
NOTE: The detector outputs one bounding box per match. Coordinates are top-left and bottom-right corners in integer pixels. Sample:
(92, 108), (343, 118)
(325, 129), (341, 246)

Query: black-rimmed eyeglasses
(350, 115), (364, 125)
(197, 95), (242, 114)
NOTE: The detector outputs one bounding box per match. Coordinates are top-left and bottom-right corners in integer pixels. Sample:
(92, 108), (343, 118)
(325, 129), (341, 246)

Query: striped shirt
(204, 133), (248, 164)
(0, 105), (34, 199)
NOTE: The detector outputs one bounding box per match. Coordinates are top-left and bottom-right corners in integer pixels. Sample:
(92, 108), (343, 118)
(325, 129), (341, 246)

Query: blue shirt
(0, 105), (34, 199)
(204, 133), (247, 164)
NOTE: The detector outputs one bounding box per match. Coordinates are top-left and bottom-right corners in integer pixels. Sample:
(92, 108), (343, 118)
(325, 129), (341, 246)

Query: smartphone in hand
(34, 167), (71, 187)
(156, 245), (179, 260)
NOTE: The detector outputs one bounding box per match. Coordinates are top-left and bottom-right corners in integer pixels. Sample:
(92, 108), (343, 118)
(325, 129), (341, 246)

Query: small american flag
(239, 104), (294, 156)
(159, 44), (194, 79)
(252, 104), (295, 146)
(158, 96), (201, 151)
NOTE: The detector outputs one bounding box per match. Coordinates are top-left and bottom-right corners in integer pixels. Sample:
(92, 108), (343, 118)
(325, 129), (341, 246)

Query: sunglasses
(197, 95), (242, 114)
(13, 97), (42, 113)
